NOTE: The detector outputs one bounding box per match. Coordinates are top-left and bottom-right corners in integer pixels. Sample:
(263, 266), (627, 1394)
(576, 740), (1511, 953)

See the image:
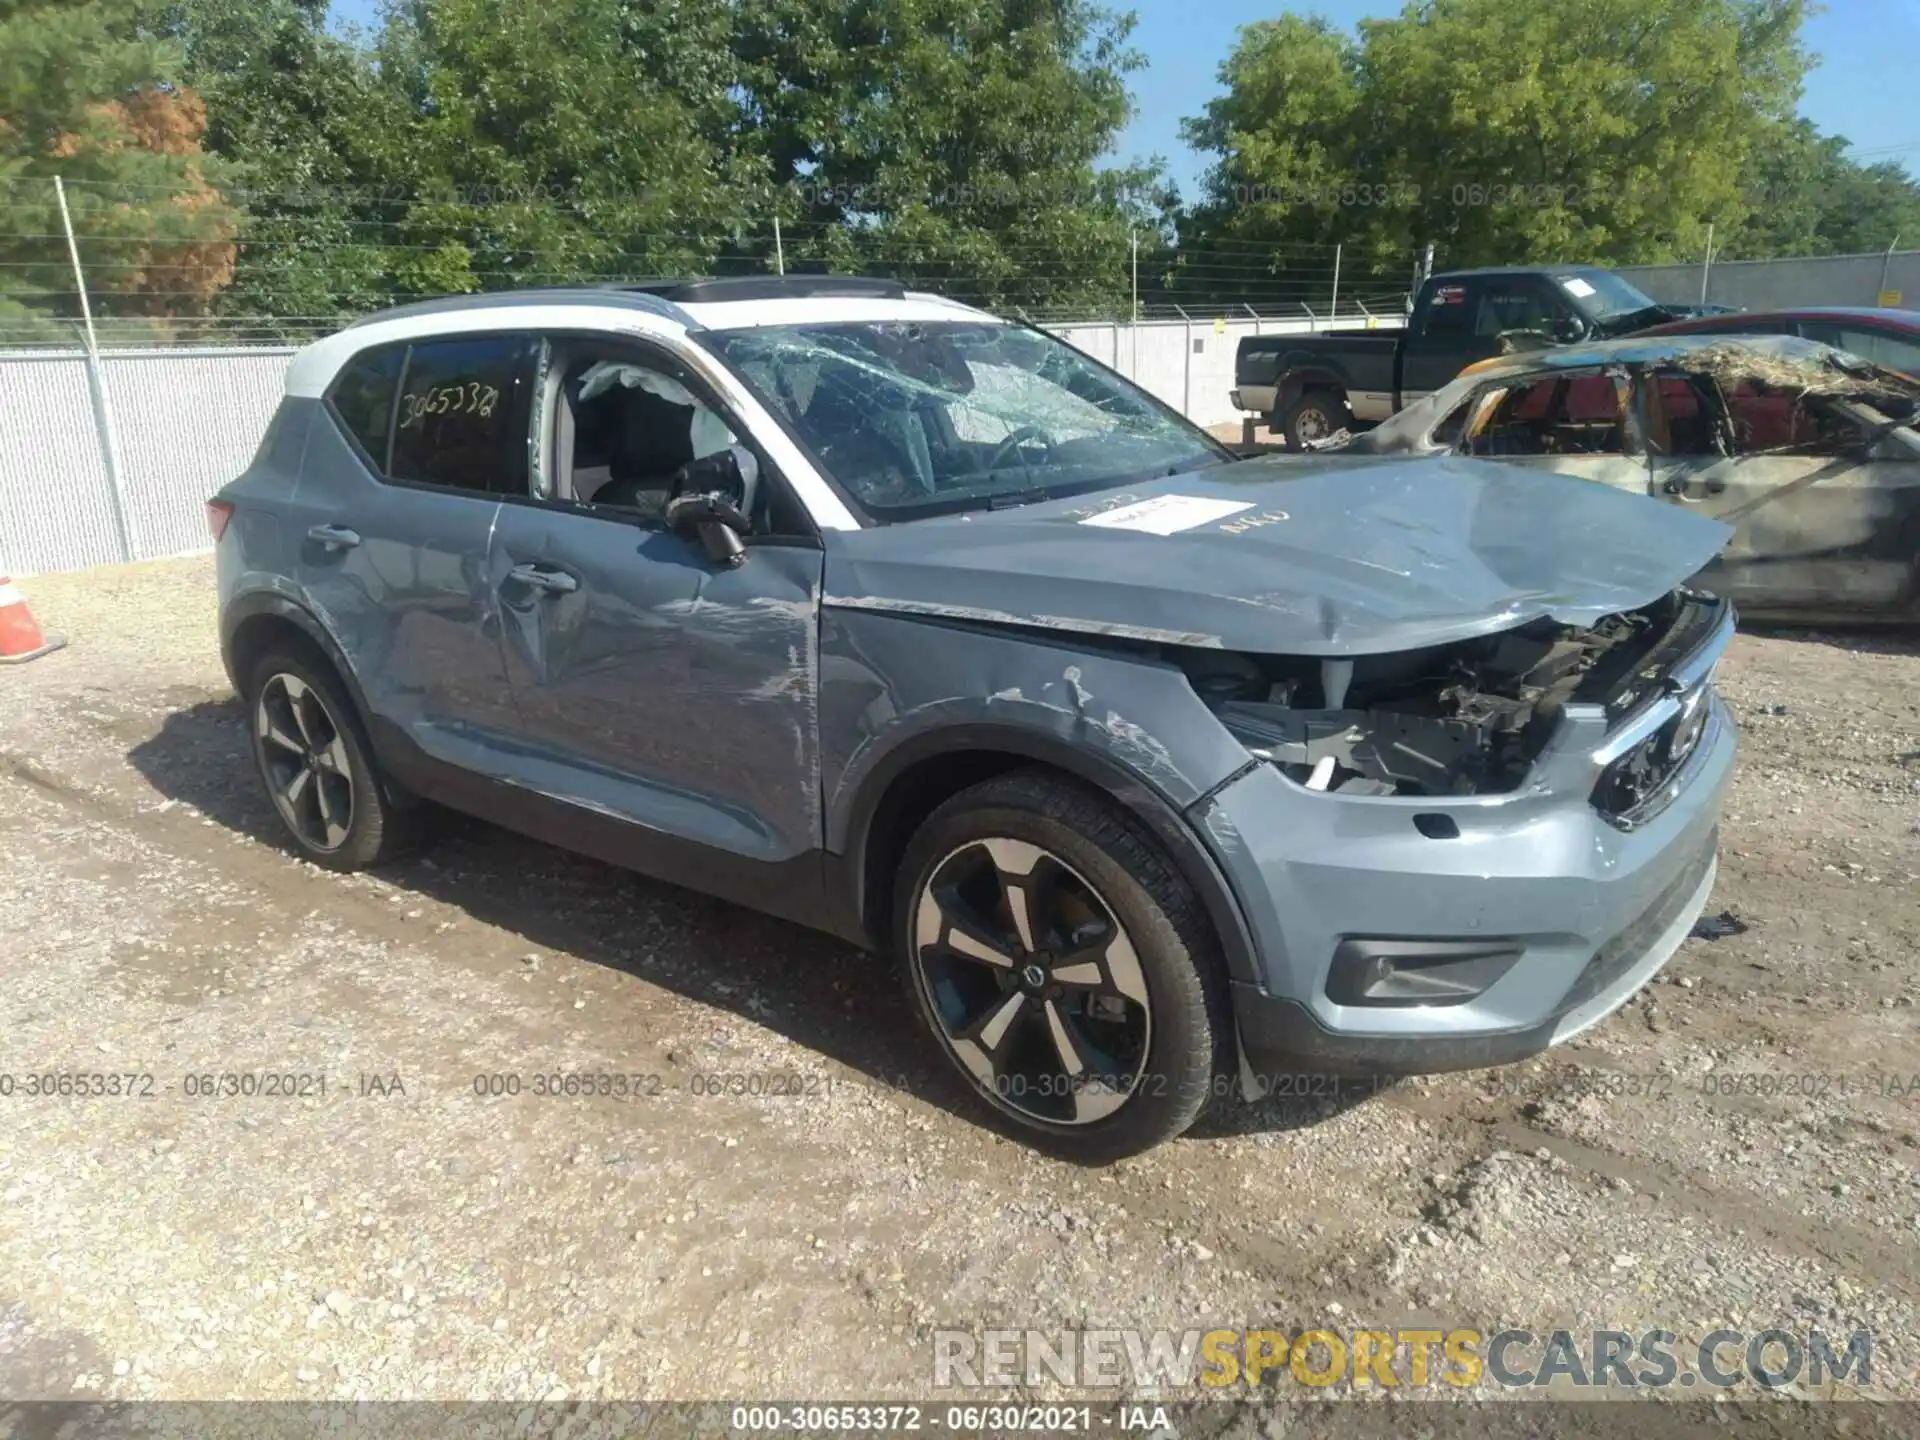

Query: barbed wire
(0, 181), (1422, 347)
(0, 296), (1414, 348)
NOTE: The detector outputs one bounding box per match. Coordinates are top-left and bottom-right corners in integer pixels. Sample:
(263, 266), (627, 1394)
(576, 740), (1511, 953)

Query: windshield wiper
(987, 488), (1052, 510)
(1166, 451), (1235, 475)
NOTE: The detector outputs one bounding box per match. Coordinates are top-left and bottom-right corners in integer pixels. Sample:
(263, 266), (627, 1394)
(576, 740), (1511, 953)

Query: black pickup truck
(1233, 265), (1679, 448)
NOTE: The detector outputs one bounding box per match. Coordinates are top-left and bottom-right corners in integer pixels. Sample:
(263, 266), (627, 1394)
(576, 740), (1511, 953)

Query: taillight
(206, 499), (235, 541)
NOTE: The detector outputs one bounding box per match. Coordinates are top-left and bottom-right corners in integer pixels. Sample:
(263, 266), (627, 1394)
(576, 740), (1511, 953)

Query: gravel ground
(1, 555), (1917, 1408)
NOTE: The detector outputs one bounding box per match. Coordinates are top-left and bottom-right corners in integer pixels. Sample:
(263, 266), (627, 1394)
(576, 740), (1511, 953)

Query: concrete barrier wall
(1617, 251), (1919, 312)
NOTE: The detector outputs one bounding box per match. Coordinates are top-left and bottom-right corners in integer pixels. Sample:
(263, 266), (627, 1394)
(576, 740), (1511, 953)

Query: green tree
(372, 0), (755, 292)
(1172, 14), (1396, 309)
(0, 0), (238, 334)
(731, 0), (1157, 314)
(1183, 0), (1812, 274)
(151, 0), (412, 330)
(1725, 118), (1920, 258)
(76, 0), (1167, 327)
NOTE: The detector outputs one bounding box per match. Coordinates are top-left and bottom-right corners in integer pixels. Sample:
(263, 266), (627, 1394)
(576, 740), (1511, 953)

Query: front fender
(817, 606), (1264, 981)
(820, 608), (1253, 832)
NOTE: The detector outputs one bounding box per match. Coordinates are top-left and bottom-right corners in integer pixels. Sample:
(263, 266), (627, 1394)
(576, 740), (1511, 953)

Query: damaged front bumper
(1196, 604), (1737, 1083)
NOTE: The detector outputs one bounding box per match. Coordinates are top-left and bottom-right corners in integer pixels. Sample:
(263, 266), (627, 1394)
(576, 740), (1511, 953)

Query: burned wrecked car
(215, 276), (1736, 1161)
(1331, 334), (1920, 623)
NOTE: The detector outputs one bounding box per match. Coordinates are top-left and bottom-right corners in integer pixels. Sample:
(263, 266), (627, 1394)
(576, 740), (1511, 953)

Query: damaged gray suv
(214, 276), (1737, 1159)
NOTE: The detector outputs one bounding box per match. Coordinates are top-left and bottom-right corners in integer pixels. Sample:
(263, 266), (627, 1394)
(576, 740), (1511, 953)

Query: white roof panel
(681, 293), (997, 331)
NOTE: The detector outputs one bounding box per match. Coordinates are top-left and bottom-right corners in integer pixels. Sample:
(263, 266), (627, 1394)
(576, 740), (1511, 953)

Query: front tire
(895, 771), (1230, 1161)
(244, 645), (416, 870)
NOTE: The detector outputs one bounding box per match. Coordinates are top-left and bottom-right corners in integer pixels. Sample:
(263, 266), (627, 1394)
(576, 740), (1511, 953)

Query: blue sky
(330, 0), (1916, 194)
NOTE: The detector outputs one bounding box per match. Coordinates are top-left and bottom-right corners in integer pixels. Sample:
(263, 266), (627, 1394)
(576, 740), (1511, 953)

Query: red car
(1639, 306), (1920, 378)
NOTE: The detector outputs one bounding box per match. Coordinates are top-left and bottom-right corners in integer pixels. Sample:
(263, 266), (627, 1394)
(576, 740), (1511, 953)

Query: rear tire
(1278, 390), (1349, 451)
(894, 771), (1230, 1162)
(243, 644), (418, 871)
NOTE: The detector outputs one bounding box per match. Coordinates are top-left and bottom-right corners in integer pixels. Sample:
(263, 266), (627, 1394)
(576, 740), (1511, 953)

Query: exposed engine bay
(1181, 590), (1708, 797)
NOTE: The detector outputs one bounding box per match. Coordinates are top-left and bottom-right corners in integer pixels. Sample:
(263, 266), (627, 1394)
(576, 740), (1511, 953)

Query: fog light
(1326, 939), (1523, 1007)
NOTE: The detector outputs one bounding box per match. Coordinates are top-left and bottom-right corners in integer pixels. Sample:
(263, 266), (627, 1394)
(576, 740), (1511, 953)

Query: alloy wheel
(255, 672), (355, 852)
(912, 837), (1152, 1126)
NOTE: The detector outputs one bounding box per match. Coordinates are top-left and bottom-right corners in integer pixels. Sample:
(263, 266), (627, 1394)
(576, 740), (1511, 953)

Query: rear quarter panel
(216, 397), (318, 678)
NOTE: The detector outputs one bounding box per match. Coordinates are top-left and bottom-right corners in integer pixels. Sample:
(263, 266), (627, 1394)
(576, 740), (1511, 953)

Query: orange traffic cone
(0, 576), (66, 665)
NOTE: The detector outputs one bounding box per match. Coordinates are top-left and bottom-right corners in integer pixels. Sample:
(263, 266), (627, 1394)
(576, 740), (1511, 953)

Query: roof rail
(344, 285), (695, 329)
(652, 275), (908, 303)
(342, 274), (910, 330)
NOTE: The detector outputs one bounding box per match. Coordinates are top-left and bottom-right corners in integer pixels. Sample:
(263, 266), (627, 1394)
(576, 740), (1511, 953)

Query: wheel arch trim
(222, 589), (377, 739)
(837, 722), (1263, 985)
(1275, 368), (1353, 413)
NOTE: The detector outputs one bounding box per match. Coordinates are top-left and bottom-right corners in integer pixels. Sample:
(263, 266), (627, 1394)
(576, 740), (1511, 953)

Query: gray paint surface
(264, 423), (826, 867)
(1197, 691), (1734, 1013)
(218, 308), (1744, 1084)
(816, 606), (1259, 849)
(291, 417), (522, 749)
(823, 454), (1731, 655)
(491, 510), (823, 862)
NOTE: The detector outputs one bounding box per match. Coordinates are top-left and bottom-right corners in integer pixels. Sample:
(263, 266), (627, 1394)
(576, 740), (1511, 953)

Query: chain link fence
(0, 346), (295, 574)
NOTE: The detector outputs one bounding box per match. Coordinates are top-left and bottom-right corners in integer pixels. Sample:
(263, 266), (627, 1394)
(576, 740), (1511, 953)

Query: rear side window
(1804, 324), (1920, 379)
(1721, 381), (1854, 456)
(329, 343), (405, 469)
(1420, 281), (1476, 338)
(390, 336), (537, 494)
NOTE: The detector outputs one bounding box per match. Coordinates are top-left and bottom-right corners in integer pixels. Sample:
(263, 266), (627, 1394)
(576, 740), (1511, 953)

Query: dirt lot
(1, 555), (1917, 1407)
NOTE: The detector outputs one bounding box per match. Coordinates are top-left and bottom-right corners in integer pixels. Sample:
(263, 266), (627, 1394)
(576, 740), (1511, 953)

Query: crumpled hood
(821, 454), (1733, 656)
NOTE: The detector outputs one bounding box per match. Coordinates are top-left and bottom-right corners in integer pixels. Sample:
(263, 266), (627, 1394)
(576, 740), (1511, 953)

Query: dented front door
(1644, 373), (1920, 614)
(489, 504), (824, 865)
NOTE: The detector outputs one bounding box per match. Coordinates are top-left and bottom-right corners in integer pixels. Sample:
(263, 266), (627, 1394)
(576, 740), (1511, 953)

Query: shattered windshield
(701, 321), (1229, 521)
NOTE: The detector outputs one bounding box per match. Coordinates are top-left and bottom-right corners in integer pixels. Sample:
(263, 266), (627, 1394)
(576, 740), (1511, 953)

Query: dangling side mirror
(665, 445), (760, 568)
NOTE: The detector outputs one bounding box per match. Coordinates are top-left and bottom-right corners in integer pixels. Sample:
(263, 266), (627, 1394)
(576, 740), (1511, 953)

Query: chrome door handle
(307, 524), (361, 551)
(508, 563), (579, 595)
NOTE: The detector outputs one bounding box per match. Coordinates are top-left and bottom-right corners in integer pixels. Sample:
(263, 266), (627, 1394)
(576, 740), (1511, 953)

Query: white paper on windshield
(1560, 276), (1597, 298)
(1080, 495), (1254, 535)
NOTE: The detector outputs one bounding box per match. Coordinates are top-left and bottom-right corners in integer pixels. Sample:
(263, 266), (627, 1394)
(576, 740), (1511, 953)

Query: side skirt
(369, 717), (866, 947)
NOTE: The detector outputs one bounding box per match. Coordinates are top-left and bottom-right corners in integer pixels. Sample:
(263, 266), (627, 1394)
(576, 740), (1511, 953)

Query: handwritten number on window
(400, 382), (501, 428)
